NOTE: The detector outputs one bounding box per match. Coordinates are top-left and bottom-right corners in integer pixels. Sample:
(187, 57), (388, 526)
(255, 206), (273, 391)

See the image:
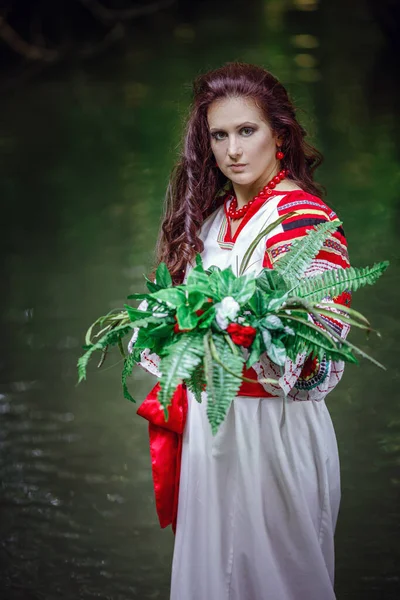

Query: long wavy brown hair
(153, 62), (323, 284)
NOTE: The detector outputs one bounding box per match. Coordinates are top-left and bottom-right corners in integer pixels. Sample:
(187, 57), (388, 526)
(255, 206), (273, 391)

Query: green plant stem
(97, 346), (108, 368)
(204, 332), (217, 401)
(294, 298), (386, 370)
(281, 303), (373, 333)
(239, 212), (297, 276)
(85, 310), (130, 345)
(276, 312), (340, 349)
(310, 308), (373, 333)
(117, 338), (126, 358)
(223, 332), (240, 355)
(316, 301), (371, 326)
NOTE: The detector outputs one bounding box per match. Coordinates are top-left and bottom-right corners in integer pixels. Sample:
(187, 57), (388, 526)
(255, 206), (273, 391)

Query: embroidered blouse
(131, 189), (351, 401)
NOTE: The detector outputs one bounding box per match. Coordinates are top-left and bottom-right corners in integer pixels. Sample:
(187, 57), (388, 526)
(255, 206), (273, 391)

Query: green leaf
(188, 290), (206, 311)
(256, 269), (287, 292)
(158, 334), (205, 415)
(317, 301), (370, 326)
(232, 275), (256, 305)
(208, 267), (235, 300)
(195, 253), (205, 271)
(262, 315), (284, 330)
(274, 219), (342, 286)
(209, 266), (255, 304)
(176, 304), (199, 330)
(295, 262), (390, 302)
(246, 332), (262, 368)
(186, 269), (212, 296)
(122, 352), (136, 403)
(206, 265), (221, 275)
(126, 293), (151, 301)
(124, 305), (153, 321)
(207, 334), (244, 435)
(135, 326), (157, 351)
(197, 306), (216, 329)
(156, 262), (173, 288)
(144, 276), (162, 292)
(267, 339), (287, 366)
(150, 287), (186, 307)
(261, 328), (272, 351)
(246, 288), (271, 317)
(267, 292), (289, 312)
(148, 322), (174, 338)
(124, 310), (169, 330)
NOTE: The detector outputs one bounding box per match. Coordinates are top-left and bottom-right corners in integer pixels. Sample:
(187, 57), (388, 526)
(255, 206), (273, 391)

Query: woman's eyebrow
(209, 121), (258, 132)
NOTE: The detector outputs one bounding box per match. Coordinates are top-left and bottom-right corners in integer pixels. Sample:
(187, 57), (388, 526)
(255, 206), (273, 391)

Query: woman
(132, 63), (351, 600)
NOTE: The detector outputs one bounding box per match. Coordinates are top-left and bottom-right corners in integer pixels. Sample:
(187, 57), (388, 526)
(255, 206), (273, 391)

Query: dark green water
(1, 1), (399, 598)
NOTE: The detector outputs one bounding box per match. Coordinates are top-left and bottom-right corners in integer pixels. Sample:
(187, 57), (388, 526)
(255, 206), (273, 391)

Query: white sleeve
(252, 262), (351, 402)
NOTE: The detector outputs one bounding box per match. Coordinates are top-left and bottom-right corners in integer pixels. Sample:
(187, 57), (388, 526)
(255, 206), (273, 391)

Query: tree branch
(0, 15), (58, 62)
(79, 23), (125, 57)
(0, 0), (176, 83)
(77, 0), (176, 23)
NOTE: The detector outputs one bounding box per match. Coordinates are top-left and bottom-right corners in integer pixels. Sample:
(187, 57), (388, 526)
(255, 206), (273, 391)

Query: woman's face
(207, 96), (281, 189)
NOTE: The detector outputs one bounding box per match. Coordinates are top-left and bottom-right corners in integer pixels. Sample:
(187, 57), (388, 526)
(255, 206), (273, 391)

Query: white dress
(135, 192), (350, 600)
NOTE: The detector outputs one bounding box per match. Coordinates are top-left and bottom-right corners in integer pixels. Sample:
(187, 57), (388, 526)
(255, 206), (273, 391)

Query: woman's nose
(227, 135), (243, 159)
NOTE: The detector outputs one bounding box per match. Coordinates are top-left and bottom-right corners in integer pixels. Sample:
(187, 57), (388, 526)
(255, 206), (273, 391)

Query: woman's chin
(227, 172), (255, 186)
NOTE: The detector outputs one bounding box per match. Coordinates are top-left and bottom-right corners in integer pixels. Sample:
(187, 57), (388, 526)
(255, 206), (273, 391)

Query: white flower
(215, 296), (240, 330)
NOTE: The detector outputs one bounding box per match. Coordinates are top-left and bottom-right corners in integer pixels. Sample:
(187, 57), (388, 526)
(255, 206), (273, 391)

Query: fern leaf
(122, 352), (136, 403)
(77, 324), (133, 383)
(158, 333), (205, 415)
(186, 362), (206, 403)
(207, 334), (244, 435)
(275, 220), (342, 285)
(295, 262), (389, 302)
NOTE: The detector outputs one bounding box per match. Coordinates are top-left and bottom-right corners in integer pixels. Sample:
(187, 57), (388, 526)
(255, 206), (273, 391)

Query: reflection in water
(0, 1), (399, 598)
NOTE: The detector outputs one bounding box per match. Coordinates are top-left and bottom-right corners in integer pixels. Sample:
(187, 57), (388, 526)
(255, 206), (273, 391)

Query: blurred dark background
(0, 0), (399, 598)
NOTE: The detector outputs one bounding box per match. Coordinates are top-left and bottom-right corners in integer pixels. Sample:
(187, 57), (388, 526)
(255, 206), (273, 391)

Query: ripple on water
(9, 380), (42, 393)
(106, 493), (126, 504)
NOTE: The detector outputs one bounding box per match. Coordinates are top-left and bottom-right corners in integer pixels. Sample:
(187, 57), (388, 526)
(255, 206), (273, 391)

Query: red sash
(137, 367), (271, 532)
(136, 382), (188, 534)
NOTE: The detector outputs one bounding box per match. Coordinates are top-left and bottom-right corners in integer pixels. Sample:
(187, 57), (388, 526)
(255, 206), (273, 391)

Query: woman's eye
(211, 131), (227, 141)
(240, 127), (254, 137)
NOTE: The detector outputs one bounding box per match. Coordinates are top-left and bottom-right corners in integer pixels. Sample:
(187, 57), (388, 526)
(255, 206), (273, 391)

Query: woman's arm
(254, 193), (351, 401)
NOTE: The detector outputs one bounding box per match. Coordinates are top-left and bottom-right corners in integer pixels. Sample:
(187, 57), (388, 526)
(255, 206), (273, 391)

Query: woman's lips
(229, 164), (247, 171)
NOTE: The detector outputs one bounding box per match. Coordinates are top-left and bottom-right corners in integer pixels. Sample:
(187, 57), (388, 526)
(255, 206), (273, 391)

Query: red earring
(276, 150), (284, 160)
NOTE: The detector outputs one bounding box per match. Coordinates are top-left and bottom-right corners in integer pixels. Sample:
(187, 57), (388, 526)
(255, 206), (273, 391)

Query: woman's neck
(232, 164), (278, 208)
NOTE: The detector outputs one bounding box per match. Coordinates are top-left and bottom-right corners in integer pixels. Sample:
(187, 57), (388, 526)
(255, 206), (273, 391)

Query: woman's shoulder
(265, 188), (349, 269)
(274, 188), (339, 222)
